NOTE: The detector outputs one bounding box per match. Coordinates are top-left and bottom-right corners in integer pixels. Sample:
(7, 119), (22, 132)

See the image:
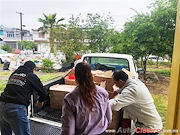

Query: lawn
(0, 68), (66, 93)
(152, 94), (168, 127)
(147, 68), (171, 77)
(147, 67), (170, 128)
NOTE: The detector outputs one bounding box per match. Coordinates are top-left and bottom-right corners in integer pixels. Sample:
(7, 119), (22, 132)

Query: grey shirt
(110, 78), (162, 130)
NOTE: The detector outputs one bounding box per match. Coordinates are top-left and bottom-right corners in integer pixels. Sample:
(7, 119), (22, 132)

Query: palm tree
(38, 13), (65, 53)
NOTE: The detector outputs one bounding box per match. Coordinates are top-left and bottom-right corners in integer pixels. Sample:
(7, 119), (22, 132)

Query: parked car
(12, 49), (20, 54)
(148, 55), (169, 62)
(0, 49), (15, 63)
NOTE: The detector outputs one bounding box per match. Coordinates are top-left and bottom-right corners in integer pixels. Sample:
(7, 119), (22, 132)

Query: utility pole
(16, 12), (24, 50)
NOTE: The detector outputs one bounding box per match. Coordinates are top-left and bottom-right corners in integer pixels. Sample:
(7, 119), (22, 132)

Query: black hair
(24, 61), (36, 70)
(113, 70), (128, 82)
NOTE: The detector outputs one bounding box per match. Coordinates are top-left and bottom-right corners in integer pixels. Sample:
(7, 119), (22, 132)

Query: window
(83, 56), (130, 71)
(38, 34), (44, 38)
(0, 30), (3, 36)
(7, 31), (14, 37)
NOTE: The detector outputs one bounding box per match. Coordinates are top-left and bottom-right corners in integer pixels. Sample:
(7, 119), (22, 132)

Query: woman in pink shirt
(61, 62), (112, 135)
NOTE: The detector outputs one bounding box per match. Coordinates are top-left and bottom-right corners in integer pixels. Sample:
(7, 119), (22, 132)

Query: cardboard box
(49, 84), (76, 110)
(122, 68), (133, 78)
(92, 70), (104, 84)
(99, 74), (121, 135)
(93, 75), (104, 84)
(100, 81), (116, 98)
(64, 69), (115, 87)
(65, 68), (75, 77)
(107, 110), (121, 135)
(64, 69), (77, 85)
(93, 70), (113, 86)
(64, 76), (77, 85)
(103, 78), (114, 92)
(92, 70), (104, 76)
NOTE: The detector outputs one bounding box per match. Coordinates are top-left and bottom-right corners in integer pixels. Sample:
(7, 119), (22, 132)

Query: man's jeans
(0, 101), (30, 135)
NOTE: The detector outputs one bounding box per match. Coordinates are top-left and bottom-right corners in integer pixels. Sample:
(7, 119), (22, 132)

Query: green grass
(38, 72), (63, 82)
(152, 94), (168, 127)
(0, 79), (8, 93)
(146, 60), (171, 66)
(148, 67), (169, 128)
(147, 68), (171, 77)
(0, 70), (65, 93)
(0, 71), (13, 77)
(136, 60), (171, 68)
(0, 69), (11, 93)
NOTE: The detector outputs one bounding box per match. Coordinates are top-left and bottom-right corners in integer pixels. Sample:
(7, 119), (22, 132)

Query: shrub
(147, 60), (156, 65)
(1, 44), (13, 53)
(42, 58), (54, 73)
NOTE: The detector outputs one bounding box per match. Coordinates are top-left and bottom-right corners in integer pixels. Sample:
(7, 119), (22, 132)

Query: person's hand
(36, 101), (44, 108)
(113, 90), (118, 95)
(107, 89), (118, 99)
(113, 93), (120, 99)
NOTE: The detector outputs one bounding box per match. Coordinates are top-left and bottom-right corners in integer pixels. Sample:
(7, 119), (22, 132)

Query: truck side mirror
(137, 68), (145, 74)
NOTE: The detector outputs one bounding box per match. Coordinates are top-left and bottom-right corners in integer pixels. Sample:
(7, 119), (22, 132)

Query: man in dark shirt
(0, 61), (47, 135)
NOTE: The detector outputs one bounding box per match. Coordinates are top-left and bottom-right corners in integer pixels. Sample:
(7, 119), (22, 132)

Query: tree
(55, 15), (87, 63)
(1, 44), (12, 53)
(111, 13), (160, 72)
(84, 13), (114, 53)
(18, 41), (37, 50)
(110, 0), (177, 70)
(149, 0), (177, 60)
(38, 13), (65, 53)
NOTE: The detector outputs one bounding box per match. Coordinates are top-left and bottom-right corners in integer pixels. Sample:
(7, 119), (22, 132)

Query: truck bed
(33, 107), (62, 122)
(30, 120), (61, 135)
(30, 77), (64, 134)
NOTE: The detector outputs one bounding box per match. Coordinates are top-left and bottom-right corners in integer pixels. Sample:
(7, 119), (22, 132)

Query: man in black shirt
(0, 61), (47, 135)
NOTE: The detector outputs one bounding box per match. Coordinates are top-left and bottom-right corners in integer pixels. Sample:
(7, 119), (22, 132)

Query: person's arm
(110, 88), (136, 111)
(29, 74), (47, 103)
(61, 98), (75, 135)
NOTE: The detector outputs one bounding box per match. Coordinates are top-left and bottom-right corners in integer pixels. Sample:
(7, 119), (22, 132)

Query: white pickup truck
(78, 53), (139, 79)
(29, 53), (140, 135)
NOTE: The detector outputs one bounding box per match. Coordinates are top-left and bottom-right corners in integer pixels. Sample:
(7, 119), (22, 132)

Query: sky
(0, 0), (153, 31)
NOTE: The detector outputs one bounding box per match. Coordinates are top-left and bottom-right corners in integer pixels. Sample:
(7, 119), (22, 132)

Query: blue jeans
(0, 101), (31, 135)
